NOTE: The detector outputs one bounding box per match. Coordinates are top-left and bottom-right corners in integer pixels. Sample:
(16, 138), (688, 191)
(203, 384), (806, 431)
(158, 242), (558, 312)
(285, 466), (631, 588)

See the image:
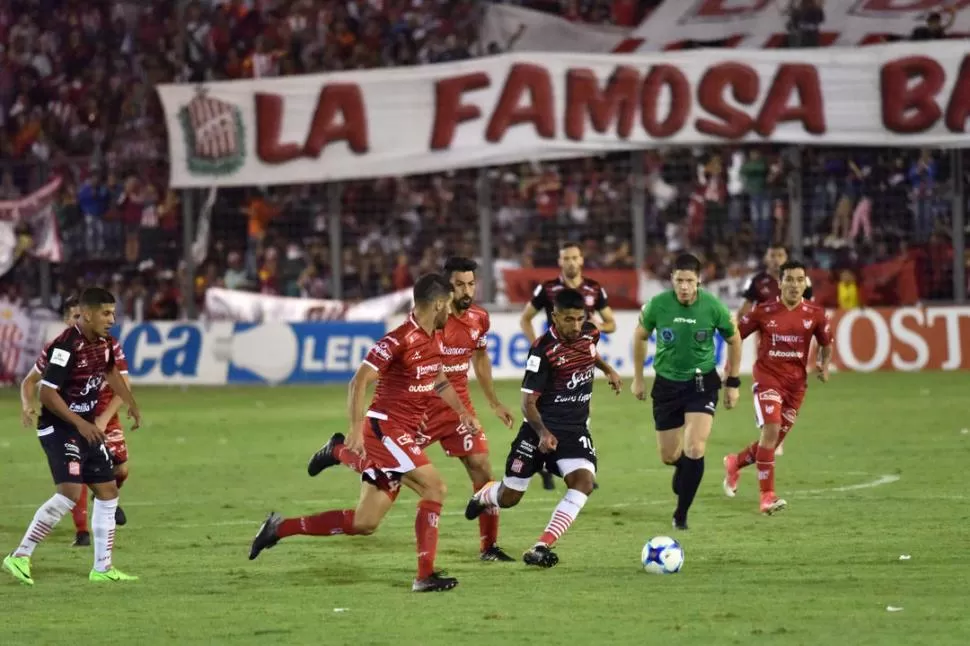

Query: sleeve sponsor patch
(526, 354), (541, 373)
(50, 348), (71, 367)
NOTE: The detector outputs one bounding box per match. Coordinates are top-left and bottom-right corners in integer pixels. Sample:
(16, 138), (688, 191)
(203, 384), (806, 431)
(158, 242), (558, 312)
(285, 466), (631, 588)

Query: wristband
(725, 376), (741, 388)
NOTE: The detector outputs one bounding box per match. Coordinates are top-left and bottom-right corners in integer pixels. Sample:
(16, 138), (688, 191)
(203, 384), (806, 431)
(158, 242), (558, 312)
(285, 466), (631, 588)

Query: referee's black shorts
(651, 370), (722, 432)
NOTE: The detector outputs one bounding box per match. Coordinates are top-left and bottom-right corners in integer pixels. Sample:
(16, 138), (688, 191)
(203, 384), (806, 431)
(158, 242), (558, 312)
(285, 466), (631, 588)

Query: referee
(631, 254), (742, 530)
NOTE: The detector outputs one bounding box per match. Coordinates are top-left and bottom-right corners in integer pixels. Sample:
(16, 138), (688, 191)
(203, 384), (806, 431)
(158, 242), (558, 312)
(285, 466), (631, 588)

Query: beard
(455, 296), (472, 311)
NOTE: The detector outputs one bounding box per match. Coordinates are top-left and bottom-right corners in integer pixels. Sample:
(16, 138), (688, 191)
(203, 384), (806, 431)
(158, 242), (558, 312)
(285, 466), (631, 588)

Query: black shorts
(503, 423), (597, 490)
(38, 423), (115, 485)
(651, 371), (721, 432)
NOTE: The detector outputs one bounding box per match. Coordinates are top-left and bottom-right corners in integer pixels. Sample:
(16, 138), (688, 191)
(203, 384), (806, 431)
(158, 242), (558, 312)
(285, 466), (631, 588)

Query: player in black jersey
(738, 244), (814, 317)
(466, 289), (621, 568)
(3, 287), (142, 586)
(518, 242), (616, 490)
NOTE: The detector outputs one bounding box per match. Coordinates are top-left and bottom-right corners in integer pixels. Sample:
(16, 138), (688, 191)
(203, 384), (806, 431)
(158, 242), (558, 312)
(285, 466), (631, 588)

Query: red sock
(777, 426), (792, 449)
(115, 472), (128, 489)
(415, 500), (442, 579)
(735, 441), (759, 468)
(277, 510), (358, 538)
(755, 445), (775, 493)
(72, 485), (88, 533)
(476, 483), (499, 552)
(334, 445), (367, 473)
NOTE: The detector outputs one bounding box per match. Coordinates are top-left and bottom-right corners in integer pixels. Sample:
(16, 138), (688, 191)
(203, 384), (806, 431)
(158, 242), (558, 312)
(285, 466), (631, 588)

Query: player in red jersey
(722, 260), (833, 514)
(19, 296), (133, 545)
(739, 244), (815, 457)
(306, 257), (517, 561)
(249, 274), (481, 592)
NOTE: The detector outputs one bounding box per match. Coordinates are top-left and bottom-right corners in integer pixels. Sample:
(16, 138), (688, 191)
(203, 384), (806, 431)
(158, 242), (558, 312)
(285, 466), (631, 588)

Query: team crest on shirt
(803, 320), (812, 329)
(660, 328), (675, 343)
(694, 330), (708, 342)
(589, 343), (596, 357)
(470, 330), (480, 341)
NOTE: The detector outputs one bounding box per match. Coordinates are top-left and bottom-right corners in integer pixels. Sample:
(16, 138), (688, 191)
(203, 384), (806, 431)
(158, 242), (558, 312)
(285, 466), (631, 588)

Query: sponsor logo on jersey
(414, 364), (440, 380)
(440, 345), (467, 356)
(771, 334), (802, 344)
(673, 317), (696, 324)
(68, 401), (95, 413)
(768, 350), (804, 359)
(50, 348), (71, 367)
(694, 330), (709, 342)
(79, 375), (104, 397)
(566, 367), (595, 390)
(442, 361), (470, 374)
(510, 458), (524, 474)
(372, 342), (392, 360)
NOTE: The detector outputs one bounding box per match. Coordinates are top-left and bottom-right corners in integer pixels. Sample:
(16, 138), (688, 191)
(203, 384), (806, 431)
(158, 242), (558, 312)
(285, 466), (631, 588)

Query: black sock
(675, 456), (706, 518)
(671, 455), (687, 495)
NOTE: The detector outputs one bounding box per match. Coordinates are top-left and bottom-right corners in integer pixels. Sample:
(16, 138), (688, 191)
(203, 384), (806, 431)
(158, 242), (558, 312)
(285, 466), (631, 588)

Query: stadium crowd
(1, 0), (967, 316)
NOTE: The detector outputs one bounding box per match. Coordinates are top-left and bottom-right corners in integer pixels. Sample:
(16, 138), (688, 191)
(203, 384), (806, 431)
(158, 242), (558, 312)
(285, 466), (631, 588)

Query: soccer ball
(641, 536), (684, 574)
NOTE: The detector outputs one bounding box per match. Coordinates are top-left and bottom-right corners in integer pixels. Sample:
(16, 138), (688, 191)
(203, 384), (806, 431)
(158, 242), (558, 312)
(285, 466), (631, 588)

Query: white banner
(204, 288), (347, 322)
(0, 178), (64, 276)
(485, 1), (970, 53)
(204, 287), (413, 322)
(159, 42), (970, 188)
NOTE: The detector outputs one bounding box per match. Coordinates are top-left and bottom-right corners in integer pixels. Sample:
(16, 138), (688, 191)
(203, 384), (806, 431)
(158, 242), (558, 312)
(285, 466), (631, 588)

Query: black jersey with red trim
(740, 271), (814, 304)
(530, 276), (608, 326)
(520, 322), (600, 434)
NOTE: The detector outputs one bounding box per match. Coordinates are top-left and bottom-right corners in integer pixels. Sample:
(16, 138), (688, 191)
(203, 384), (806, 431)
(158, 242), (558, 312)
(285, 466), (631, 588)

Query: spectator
(783, 0), (825, 48)
(837, 270), (860, 309)
(911, 8), (955, 41)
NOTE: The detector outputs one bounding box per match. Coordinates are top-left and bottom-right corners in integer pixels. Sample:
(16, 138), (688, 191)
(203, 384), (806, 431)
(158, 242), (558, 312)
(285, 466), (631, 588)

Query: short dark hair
(412, 273), (452, 305)
(79, 287), (116, 309)
(554, 288), (586, 311)
(60, 294), (79, 317)
(443, 256), (477, 274)
(560, 242), (582, 253)
(672, 253), (701, 274)
(780, 260), (807, 277)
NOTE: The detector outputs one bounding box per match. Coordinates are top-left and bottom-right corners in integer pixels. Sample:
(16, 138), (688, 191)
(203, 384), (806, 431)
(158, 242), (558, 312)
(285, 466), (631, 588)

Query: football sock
(476, 484), (500, 552)
(538, 488), (588, 547)
(334, 445), (367, 473)
(277, 510), (358, 537)
(14, 493), (75, 557)
(672, 455), (687, 493)
(477, 481), (502, 508)
(756, 445), (776, 493)
(415, 500), (443, 579)
(91, 497), (118, 572)
(72, 486), (89, 533)
(675, 456), (705, 517)
(735, 441), (759, 468)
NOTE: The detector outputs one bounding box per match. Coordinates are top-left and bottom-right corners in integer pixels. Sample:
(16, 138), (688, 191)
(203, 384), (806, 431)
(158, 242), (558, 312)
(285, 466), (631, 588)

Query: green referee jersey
(638, 289), (736, 382)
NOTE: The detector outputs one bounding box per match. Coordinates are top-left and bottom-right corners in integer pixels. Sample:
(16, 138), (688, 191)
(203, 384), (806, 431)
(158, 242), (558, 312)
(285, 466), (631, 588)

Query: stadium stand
(1, 0), (967, 317)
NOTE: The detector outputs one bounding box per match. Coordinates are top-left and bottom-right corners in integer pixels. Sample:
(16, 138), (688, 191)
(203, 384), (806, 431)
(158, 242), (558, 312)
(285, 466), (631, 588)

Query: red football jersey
(95, 339), (129, 419)
(362, 314), (444, 429)
(738, 299), (832, 392)
(428, 305), (489, 413)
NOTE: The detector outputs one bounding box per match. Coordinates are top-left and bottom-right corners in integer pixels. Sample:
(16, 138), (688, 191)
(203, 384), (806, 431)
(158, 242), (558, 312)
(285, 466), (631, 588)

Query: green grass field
(1, 372), (969, 645)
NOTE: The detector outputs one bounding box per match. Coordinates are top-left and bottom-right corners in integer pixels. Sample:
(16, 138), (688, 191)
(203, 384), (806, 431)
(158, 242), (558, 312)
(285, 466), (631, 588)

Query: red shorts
(420, 409), (489, 458)
(105, 425), (128, 464)
(753, 384), (803, 430)
(362, 416), (430, 482)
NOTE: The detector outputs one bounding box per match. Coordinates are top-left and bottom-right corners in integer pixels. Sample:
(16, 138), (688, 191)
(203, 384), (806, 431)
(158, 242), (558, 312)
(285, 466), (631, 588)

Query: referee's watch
(724, 376), (741, 388)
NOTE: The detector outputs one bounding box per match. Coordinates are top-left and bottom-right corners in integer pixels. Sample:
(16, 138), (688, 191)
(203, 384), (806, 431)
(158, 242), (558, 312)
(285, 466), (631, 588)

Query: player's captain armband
(49, 348), (71, 367)
(526, 355), (542, 373)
